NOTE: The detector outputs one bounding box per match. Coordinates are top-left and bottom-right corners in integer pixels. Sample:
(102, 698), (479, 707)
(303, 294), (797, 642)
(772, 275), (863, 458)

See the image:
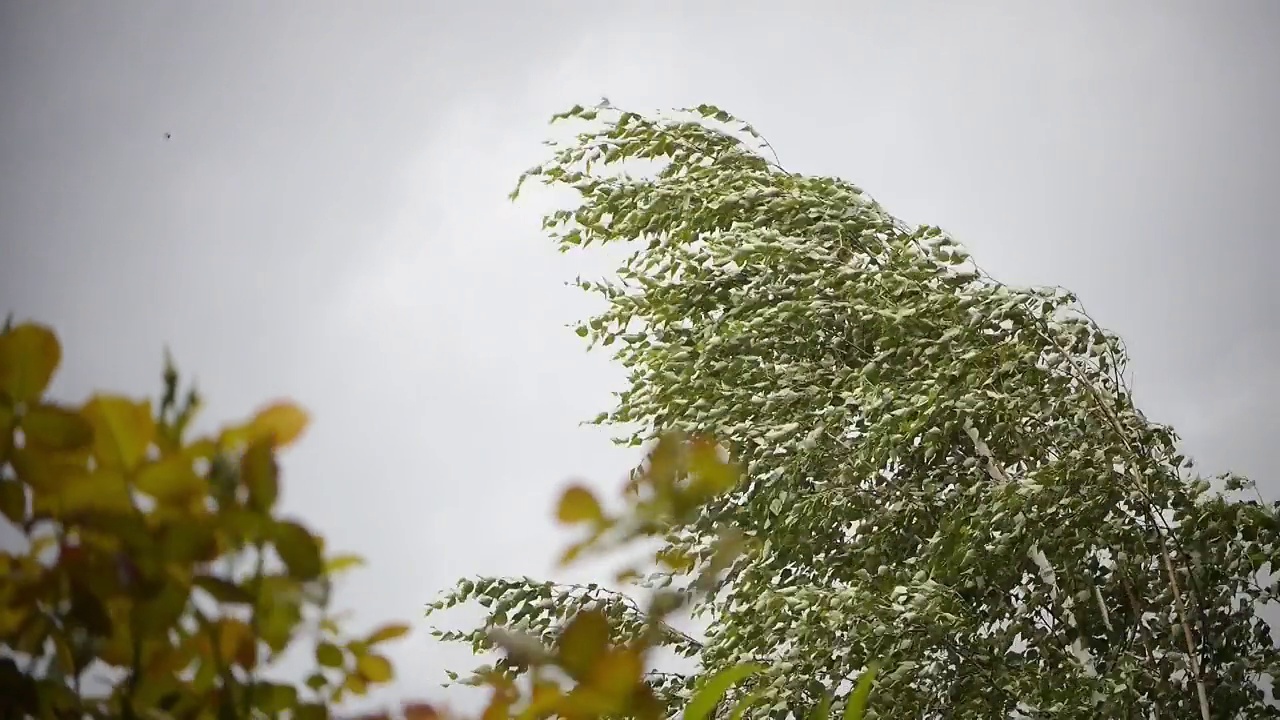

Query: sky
(1, 0), (1277, 714)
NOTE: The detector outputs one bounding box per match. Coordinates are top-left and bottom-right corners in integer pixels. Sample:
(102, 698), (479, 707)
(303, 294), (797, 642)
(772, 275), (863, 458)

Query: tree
(429, 102), (1280, 718)
(0, 322), (420, 719)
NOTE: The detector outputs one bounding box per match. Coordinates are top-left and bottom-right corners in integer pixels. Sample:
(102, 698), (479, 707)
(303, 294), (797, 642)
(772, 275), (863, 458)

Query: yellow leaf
(135, 455), (205, 505)
(250, 401), (310, 448)
(82, 395), (154, 473)
(343, 671), (369, 696)
(39, 469), (134, 516)
(557, 609), (610, 680)
(556, 484), (602, 525)
(324, 553), (365, 575)
(0, 323), (61, 403)
(688, 437), (740, 497)
(516, 681), (564, 720)
(587, 647), (643, 705)
(365, 622), (410, 645)
(21, 403), (93, 452)
(356, 653), (394, 683)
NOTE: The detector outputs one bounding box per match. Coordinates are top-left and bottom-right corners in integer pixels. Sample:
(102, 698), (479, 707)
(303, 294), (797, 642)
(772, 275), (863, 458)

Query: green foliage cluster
(430, 431), (878, 720)
(0, 322), (419, 719)
(431, 101), (1280, 719)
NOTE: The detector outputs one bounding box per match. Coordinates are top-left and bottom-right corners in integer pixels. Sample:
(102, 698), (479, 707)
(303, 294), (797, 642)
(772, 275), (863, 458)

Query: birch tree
(428, 102), (1280, 719)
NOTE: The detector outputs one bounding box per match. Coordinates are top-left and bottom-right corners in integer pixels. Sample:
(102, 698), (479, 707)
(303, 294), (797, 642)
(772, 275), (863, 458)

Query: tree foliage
(430, 102), (1280, 718)
(0, 322), (416, 719)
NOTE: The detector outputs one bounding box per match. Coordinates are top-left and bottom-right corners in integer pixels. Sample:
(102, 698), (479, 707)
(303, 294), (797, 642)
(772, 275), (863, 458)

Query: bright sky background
(2, 1), (1277, 714)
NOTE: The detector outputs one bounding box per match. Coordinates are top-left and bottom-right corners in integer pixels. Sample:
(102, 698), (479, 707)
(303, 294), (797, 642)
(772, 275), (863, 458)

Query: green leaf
(316, 642), (344, 668)
(194, 575), (256, 605)
(683, 663), (765, 720)
(241, 439), (279, 512)
(808, 691), (832, 720)
(273, 520), (323, 580)
(730, 688), (767, 720)
(0, 480), (23, 523)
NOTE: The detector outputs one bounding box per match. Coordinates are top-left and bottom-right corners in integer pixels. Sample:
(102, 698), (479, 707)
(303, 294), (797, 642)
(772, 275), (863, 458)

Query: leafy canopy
(431, 101), (1280, 719)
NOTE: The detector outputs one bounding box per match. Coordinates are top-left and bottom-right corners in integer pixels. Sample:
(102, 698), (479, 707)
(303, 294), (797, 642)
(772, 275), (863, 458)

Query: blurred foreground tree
(429, 102), (1280, 719)
(0, 322), (413, 719)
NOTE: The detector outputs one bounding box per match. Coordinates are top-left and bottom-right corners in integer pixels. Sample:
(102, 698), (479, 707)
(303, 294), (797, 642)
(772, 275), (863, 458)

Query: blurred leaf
(325, 553), (365, 575)
(0, 402), (12, 460)
(193, 575), (255, 605)
(227, 401), (310, 449)
(683, 663), (765, 720)
(557, 484), (603, 525)
(161, 520), (219, 564)
(21, 403), (92, 451)
(82, 395), (154, 473)
(316, 642), (344, 668)
(732, 681), (768, 717)
(259, 591), (304, 653)
(216, 618), (256, 668)
(356, 653), (394, 683)
(0, 480), (24, 523)
(557, 609), (610, 680)
(0, 323), (60, 403)
(241, 439), (279, 512)
(366, 622), (411, 645)
(806, 691), (831, 720)
(296, 703), (330, 720)
(586, 646), (643, 703)
(134, 455), (204, 505)
(14, 612), (51, 654)
(403, 703), (441, 720)
(487, 627), (551, 667)
(68, 581), (113, 638)
(687, 437), (739, 497)
(256, 682), (299, 714)
(843, 662), (879, 720)
(273, 520), (323, 580)
(344, 671), (369, 696)
(35, 467), (134, 517)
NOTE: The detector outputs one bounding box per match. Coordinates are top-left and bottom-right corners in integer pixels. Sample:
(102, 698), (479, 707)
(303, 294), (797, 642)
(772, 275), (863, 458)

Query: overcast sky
(2, 1), (1277, 714)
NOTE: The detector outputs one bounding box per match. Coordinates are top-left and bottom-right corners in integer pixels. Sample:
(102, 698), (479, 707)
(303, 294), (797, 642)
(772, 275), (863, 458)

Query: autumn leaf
(556, 484), (603, 525)
(135, 454), (205, 504)
(357, 653), (394, 683)
(365, 622), (411, 645)
(557, 609), (610, 680)
(249, 401), (310, 448)
(81, 395), (154, 473)
(0, 323), (61, 403)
